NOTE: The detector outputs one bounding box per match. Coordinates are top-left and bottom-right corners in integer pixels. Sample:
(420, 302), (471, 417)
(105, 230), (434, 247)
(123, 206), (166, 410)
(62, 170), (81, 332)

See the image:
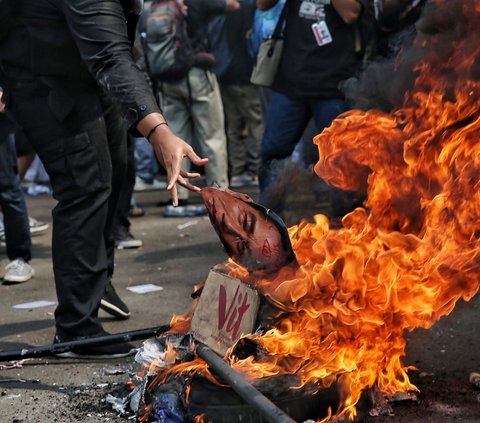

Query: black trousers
(113, 134), (135, 239)
(5, 84), (127, 339)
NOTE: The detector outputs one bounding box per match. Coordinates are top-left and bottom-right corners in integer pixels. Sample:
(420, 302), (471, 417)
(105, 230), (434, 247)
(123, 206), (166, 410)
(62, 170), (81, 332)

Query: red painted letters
(218, 284), (251, 340)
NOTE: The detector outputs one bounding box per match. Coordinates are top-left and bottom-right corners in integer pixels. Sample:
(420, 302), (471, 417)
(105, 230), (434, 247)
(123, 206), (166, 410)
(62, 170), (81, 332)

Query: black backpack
(139, 0), (195, 81)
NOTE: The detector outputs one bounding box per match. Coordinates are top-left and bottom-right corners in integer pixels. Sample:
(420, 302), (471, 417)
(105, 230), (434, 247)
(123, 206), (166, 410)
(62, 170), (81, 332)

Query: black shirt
(273, 0), (361, 99)
(0, 0), (159, 130)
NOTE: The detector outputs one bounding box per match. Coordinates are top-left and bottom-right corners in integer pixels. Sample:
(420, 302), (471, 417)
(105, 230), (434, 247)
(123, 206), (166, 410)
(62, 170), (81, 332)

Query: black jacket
(0, 0), (159, 129)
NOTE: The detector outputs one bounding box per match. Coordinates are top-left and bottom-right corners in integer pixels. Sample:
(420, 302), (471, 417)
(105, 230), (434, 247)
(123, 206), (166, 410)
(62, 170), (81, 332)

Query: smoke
(260, 159), (333, 221)
(341, 0), (474, 112)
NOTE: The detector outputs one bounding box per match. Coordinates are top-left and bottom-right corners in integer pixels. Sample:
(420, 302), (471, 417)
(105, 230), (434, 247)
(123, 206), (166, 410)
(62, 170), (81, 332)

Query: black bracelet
(146, 122), (168, 143)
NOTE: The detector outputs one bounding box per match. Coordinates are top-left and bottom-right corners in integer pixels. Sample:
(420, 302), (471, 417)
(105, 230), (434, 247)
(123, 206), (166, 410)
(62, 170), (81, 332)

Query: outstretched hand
(149, 124), (208, 206)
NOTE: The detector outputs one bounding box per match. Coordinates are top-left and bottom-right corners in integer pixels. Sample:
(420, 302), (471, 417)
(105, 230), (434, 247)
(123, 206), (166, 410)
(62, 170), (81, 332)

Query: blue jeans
(0, 118), (31, 262)
(134, 137), (158, 183)
(259, 91), (349, 214)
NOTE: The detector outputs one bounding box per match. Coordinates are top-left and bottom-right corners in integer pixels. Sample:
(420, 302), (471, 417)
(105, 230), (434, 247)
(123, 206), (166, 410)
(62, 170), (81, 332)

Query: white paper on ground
(127, 284), (164, 294)
(177, 220), (198, 230)
(13, 300), (57, 309)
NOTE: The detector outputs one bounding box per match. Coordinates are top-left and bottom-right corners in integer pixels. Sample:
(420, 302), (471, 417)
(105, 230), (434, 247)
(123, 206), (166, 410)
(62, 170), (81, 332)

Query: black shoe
(100, 280), (131, 320)
(54, 332), (137, 359)
(114, 225), (143, 250)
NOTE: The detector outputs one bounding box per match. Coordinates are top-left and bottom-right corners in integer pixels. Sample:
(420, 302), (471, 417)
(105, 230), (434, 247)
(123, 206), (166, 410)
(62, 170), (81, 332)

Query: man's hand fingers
(168, 183), (179, 207)
(166, 156), (182, 191)
(185, 147), (208, 167)
(179, 170), (202, 179)
(177, 175), (201, 192)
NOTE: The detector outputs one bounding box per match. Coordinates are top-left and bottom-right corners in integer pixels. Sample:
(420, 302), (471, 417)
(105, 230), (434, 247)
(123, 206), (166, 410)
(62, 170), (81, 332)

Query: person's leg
(234, 84), (264, 177)
(310, 98), (359, 218)
(309, 98), (349, 159)
(0, 119), (32, 267)
(14, 129), (36, 181)
(133, 136), (162, 192)
(221, 84), (248, 179)
(258, 87), (271, 122)
(190, 69), (229, 189)
(101, 95), (129, 280)
(134, 136), (156, 183)
(7, 87), (110, 339)
(98, 96), (134, 319)
(112, 134), (142, 250)
(259, 91), (311, 213)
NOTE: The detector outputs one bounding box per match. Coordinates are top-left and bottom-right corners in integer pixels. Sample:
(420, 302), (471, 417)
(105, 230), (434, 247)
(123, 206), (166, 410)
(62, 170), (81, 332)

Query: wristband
(146, 122), (168, 143)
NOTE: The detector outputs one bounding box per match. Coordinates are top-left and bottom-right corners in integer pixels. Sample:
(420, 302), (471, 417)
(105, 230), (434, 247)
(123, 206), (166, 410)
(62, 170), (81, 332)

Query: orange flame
(222, 0), (480, 419)
(144, 1), (480, 420)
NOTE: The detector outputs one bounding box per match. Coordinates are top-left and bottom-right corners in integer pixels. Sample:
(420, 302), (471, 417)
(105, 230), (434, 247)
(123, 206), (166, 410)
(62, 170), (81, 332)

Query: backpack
(138, 0), (195, 81)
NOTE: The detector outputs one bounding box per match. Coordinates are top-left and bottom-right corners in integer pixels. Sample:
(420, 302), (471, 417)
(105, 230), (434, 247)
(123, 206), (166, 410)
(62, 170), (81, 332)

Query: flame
(221, 0), (480, 419)
(144, 1), (480, 420)
(168, 296), (200, 333)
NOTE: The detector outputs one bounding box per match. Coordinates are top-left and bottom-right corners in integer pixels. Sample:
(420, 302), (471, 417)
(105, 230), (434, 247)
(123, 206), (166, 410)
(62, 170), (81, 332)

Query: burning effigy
(109, 0), (480, 421)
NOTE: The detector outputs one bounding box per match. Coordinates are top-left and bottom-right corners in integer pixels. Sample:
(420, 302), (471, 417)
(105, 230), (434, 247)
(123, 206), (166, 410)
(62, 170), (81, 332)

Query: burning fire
(149, 0), (480, 420)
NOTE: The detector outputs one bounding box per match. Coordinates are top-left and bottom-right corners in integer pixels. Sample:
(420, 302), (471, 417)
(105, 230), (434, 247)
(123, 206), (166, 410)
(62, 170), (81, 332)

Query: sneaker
(54, 332), (137, 359)
(114, 230), (143, 250)
(3, 259), (35, 284)
(229, 172), (259, 188)
(100, 280), (131, 320)
(134, 176), (167, 192)
(29, 216), (49, 236)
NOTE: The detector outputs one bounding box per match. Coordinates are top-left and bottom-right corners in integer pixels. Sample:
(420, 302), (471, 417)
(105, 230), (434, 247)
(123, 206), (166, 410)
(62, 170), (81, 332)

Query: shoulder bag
(250, 1), (287, 88)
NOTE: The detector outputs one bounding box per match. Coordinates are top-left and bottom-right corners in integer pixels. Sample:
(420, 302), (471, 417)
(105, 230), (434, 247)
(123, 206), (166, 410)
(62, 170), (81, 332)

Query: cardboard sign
(190, 269), (260, 355)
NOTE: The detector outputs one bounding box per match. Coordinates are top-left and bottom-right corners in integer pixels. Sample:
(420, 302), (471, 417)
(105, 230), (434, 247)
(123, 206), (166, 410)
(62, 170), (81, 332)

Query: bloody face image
(201, 187), (293, 272)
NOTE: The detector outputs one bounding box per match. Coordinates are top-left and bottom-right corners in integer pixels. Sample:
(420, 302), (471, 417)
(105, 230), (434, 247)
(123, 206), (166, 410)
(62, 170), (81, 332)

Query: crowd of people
(0, 0), (426, 358)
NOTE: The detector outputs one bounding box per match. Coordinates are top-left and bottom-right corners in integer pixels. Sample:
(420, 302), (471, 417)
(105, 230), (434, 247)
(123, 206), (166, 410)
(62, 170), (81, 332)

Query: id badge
(312, 21), (332, 46)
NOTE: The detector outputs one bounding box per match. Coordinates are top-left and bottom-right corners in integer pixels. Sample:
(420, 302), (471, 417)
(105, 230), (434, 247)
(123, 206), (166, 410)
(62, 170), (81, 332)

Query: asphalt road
(1, 185), (479, 423)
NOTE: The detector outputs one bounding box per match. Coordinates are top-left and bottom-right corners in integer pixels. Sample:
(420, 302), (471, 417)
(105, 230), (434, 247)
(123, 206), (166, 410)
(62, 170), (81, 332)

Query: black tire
(185, 375), (340, 422)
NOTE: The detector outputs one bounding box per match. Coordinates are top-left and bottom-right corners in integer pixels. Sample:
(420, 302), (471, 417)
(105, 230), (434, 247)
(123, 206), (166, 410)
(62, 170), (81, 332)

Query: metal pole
(0, 325), (170, 361)
(197, 343), (297, 423)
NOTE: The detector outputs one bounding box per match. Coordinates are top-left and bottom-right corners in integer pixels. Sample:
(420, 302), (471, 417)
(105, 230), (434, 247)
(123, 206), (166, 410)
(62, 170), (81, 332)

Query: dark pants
(103, 98), (128, 280)
(259, 91), (350, 215)
(5, 84), (127, 339)
(113, 134), (135, 240)
(0, 117), (31, 262)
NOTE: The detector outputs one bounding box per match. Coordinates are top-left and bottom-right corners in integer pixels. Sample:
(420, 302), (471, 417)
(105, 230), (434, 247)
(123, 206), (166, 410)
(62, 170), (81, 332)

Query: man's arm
(332, 0), (362, 24)
(61, 0), (207, 205)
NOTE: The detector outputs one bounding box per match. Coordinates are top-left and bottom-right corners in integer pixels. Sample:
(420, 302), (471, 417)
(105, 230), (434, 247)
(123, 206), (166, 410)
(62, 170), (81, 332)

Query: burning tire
(185, 375), (340, 422)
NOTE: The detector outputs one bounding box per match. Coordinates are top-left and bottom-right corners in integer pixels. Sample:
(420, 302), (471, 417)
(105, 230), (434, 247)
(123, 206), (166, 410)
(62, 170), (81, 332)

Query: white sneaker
(134, 176), (167, 192)
(29, 216), (49, 235)
(3, 259), (35, 283)
(230, 172), (259, 188)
